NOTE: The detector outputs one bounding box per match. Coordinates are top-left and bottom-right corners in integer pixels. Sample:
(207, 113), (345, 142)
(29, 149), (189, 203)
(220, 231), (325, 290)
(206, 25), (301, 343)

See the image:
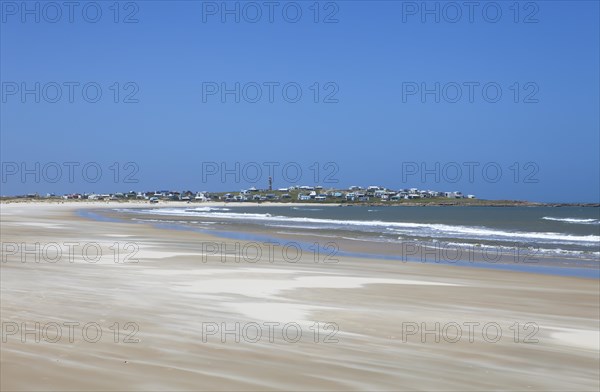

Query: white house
(445, 191), (464, 199)
(195, 192), (208, 201)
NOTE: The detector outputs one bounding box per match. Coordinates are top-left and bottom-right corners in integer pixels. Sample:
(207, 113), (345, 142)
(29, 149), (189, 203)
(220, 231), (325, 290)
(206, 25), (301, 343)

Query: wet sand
(1, 202), (599, 391)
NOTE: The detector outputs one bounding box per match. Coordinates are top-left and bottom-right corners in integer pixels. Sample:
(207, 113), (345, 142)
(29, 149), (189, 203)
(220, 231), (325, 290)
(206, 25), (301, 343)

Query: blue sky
(1, 0), (599, 202)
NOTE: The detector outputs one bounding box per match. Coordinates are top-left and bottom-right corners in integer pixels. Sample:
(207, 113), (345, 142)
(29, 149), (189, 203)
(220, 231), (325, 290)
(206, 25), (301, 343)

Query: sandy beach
(1, 201), (599, 391)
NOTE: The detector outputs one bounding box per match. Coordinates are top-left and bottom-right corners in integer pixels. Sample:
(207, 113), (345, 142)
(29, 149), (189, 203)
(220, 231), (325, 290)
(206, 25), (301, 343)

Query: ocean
(113, 205), (600, 263)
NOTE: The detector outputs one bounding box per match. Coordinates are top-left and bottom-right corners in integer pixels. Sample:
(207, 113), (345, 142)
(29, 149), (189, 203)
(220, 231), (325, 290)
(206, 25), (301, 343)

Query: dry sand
(1, 202), (598, 391)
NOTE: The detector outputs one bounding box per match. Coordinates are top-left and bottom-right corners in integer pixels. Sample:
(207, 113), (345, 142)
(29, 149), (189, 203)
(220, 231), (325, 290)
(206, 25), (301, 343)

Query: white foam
(129, 208), (600, 246)
(440, 242), (600, 257)
(542, 217), (599, 225)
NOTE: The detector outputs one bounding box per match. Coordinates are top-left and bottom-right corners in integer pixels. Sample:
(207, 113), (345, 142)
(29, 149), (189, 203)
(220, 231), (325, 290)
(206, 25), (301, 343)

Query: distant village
(11, 185), (476, 204)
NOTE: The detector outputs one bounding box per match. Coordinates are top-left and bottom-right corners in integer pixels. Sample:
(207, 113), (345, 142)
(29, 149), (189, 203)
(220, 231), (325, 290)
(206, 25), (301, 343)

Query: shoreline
(92, 206), (600, 279)
(2, 202), (599, 391)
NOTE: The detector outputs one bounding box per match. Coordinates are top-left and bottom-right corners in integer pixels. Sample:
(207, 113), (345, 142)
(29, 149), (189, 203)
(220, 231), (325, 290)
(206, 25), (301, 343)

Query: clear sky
(1, 0), (599, 202)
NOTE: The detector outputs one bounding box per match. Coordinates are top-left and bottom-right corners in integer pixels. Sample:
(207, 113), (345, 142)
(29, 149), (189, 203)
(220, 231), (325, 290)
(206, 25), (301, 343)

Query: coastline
(94, 206), (600, 279)
(1, 202), (599, 390)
